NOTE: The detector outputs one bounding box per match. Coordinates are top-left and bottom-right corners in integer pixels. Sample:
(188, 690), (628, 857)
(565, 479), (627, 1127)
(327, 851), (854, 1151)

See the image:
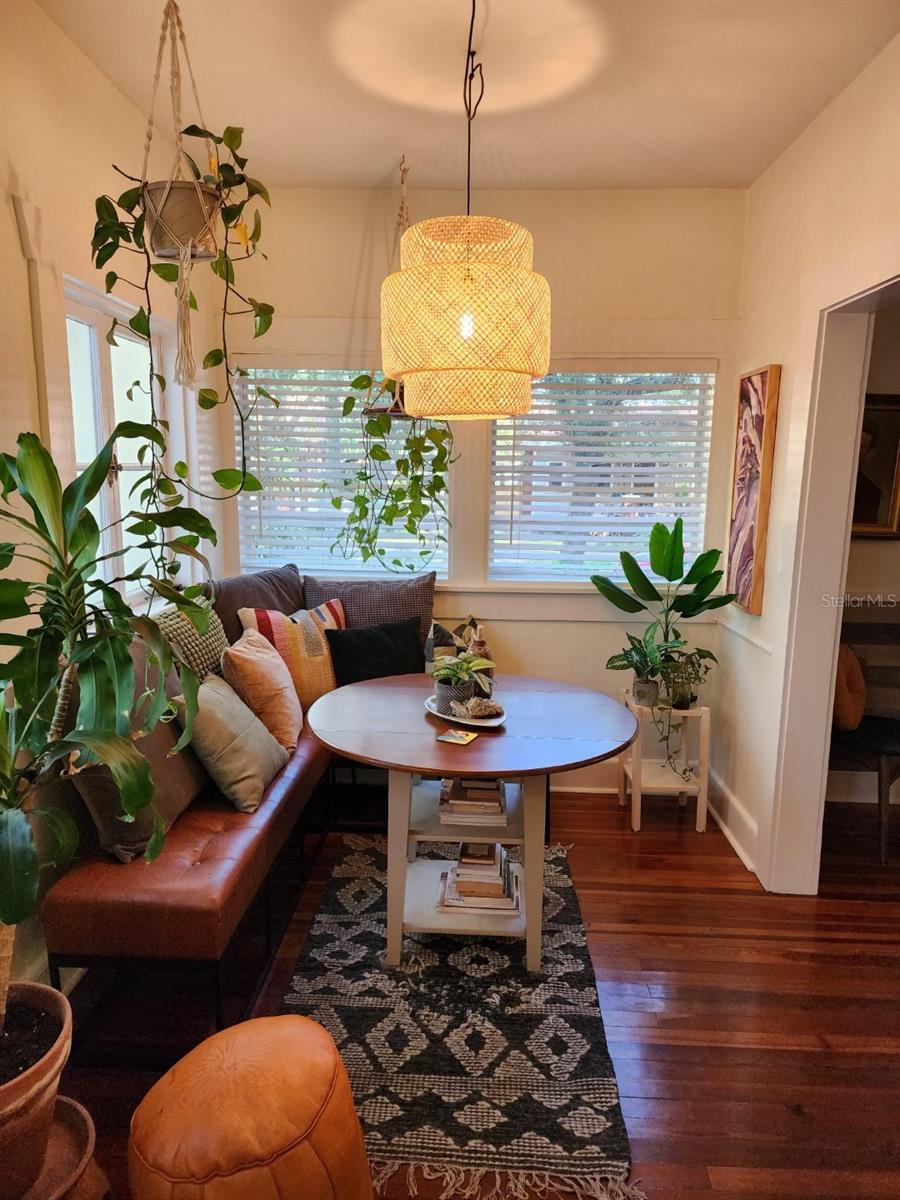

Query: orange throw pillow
(221, 629), (303, 750)
(833, 643), (866, 732)
(238, 600), (345, 711)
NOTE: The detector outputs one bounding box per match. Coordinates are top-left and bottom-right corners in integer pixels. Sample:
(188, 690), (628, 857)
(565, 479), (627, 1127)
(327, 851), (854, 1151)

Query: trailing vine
(325, 374), (453, 572)
(91, 123), (276, 602)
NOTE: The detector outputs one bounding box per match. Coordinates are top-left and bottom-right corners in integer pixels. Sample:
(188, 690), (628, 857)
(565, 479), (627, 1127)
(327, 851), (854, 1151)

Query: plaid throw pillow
(302, 572), (435, 646)
(238, 600), (345, 710)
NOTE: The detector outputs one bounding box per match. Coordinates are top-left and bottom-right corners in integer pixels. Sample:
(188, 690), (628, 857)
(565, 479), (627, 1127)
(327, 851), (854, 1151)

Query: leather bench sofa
(41, 565), (330, 1027)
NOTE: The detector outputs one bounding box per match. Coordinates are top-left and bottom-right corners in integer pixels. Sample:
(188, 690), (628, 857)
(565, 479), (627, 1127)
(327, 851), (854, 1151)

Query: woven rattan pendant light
(381, 0), (550, 420)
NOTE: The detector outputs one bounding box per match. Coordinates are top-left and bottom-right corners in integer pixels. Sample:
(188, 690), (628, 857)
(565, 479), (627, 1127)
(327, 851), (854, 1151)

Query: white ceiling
(36, 0), (900, 190)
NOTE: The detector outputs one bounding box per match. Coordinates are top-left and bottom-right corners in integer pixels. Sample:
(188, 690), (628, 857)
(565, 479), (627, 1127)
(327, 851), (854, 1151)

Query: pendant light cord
(462, 0), (485, 216)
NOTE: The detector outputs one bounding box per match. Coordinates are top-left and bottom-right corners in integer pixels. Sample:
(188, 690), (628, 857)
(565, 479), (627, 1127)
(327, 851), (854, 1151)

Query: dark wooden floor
(62, 796), (900, 1199)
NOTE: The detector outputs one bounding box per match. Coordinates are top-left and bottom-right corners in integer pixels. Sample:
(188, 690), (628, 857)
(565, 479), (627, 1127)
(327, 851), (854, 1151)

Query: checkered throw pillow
(302, 572), (435, 646)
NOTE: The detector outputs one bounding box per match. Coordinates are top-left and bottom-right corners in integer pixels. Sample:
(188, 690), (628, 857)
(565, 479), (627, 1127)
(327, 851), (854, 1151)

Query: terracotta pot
(0, 981), (72, 1200)
(143, 179), (220, 260)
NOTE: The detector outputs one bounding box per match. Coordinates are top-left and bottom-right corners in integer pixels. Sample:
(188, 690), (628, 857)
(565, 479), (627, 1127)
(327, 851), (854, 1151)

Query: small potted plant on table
(431, 653), (496, 716)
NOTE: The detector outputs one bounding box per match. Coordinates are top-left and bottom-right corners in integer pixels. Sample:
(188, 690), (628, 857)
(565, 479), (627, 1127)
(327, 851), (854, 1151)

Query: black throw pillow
(325, 617), (424, 685)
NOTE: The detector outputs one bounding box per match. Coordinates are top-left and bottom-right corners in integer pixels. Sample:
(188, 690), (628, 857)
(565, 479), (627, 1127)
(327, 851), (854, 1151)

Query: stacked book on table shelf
(438, 777), (507, 826)
(438, 842), (520, 916)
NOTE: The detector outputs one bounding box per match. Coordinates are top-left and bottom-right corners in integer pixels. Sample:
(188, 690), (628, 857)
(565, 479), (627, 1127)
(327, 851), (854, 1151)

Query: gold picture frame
(726, 364), (782, 616)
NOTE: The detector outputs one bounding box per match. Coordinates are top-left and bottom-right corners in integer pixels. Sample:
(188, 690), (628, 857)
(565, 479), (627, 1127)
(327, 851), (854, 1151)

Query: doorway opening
(764, 277), (900, 895)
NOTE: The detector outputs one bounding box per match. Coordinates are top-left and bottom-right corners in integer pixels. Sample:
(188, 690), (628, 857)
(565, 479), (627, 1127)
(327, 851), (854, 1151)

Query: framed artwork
(851, 394), (900, 538)
(726, 364), (781, 615)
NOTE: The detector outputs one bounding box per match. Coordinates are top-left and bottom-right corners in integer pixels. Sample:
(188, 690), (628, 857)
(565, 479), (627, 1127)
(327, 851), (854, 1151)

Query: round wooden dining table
(308, 673), (637, 971)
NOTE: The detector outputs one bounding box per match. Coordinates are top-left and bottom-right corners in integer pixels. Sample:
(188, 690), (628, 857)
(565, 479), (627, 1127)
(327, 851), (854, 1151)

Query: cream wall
(712, 33), (900, 887)
(225, 184), (745, 796)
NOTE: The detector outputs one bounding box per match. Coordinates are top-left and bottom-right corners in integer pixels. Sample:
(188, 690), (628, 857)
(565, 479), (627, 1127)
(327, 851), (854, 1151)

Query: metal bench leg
(263, 877), (273, 959)
(48, 959), (62, 992)
(213, 961), (226, 1031)
(879, 755), (893, 866)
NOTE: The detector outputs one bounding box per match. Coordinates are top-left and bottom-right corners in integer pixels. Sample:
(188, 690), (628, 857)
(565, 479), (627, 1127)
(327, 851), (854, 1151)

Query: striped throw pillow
(237, 600), (345, 711)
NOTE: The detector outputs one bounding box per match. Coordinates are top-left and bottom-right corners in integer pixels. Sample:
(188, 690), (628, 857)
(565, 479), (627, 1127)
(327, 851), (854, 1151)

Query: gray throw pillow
(174, 676), (289, 813)
(205, 564), (304, 644)
(303, 572), (435, 646)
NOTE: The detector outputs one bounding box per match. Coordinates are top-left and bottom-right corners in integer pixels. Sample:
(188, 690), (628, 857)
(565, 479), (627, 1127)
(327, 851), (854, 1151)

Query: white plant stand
(617, 690), (710, 833)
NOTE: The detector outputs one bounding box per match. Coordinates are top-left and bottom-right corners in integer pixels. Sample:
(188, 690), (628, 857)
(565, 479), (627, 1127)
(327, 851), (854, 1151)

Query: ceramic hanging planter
(143, 179), (220, 260)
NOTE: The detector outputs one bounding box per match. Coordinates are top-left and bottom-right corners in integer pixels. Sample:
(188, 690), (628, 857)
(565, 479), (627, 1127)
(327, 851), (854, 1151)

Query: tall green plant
(593, 518), (736, 779)
(0, 428), (218, 1027)
(325, 374), (453, 572)
(591, 518), (736, 643)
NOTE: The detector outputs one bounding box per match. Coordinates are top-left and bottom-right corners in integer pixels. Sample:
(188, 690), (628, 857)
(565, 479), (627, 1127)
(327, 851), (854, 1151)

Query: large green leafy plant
(325, 374), (453, 572)
(0, 428), (217, 1026)
(0, 125), (276, 1029)
(593, 518), (735, 777)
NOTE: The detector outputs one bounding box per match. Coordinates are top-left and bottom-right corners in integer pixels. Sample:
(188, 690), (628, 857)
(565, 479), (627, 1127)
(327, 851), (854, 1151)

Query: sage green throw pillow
(174, 676), (289, 813)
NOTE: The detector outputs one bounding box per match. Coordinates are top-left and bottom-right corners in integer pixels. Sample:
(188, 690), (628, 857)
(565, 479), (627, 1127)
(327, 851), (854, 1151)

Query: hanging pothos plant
(91, 121), (277, 553)
(325, 374), (453, 572)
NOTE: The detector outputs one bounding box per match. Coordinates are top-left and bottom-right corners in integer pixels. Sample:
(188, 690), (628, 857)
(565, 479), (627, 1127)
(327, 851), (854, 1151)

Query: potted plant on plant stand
(605, 627), (685, 707)
(431, 653), (495, 716)
(0, 424), (220, 1198)
(592, 518), (736, 776)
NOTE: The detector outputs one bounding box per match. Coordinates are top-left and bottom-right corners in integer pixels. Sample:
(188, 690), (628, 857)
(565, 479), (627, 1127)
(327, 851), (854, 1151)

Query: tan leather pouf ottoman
(129, 1016), (373, 1200)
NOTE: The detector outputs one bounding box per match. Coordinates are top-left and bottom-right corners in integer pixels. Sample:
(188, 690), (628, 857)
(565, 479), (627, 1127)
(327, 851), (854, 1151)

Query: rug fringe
(370, 1160), (647, 1200)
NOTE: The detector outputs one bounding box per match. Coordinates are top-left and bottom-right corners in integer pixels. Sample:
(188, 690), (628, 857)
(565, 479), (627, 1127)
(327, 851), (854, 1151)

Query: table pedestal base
(386, 771), (546, 972)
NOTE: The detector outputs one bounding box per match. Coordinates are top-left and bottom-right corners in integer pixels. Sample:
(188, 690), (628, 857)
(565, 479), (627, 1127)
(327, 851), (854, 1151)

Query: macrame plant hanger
(141, 0), (220, 388)
(363, 157), (411, 418)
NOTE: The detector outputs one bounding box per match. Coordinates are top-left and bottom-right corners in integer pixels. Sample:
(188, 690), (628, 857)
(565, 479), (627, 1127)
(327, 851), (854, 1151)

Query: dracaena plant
(0, 426), (217, 1029)
(92, 122), (277, 514)
(325, 374), (453, 572)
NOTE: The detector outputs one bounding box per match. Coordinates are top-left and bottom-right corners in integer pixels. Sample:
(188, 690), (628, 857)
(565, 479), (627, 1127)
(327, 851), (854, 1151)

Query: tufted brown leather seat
(42, 731), (329, 963)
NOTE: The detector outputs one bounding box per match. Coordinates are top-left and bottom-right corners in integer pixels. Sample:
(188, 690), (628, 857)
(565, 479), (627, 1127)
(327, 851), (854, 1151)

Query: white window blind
(489, 371), (715, 581)
(234, 368), (449, 576)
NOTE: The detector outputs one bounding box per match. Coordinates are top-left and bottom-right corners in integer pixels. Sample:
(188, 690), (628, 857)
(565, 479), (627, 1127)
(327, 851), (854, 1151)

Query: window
(234, 369), (449, 576)
(65, 304), (162, 586)
(488, 372), (715, 581)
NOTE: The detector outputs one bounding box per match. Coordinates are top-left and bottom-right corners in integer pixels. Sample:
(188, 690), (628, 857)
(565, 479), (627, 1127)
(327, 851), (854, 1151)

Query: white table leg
(386, 769), (411, 966)
(618, 691), (628, 807)
(631, 718), (643, 833)
(523, 774), (546, 973)
(697, 707), (710, 833)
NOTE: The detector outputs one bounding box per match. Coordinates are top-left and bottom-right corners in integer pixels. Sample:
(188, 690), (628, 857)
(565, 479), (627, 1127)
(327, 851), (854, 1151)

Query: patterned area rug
(283, 836), (644, 1200)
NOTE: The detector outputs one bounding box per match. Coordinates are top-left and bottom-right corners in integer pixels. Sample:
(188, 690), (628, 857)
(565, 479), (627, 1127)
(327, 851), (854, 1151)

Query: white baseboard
(708, 769), (759, 874)
(550, 784), (618, 795)
(826, 770), (900, 805)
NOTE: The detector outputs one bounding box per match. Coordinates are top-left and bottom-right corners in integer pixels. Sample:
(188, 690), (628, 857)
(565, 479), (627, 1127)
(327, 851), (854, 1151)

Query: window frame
(64, 286), (167, 598)
(228, 353), (726, 603)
